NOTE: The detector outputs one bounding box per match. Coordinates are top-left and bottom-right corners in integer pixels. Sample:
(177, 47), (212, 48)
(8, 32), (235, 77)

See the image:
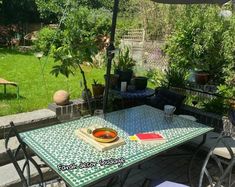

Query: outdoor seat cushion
(190, 132), (235, 159)
(178, 115), (197, 122)
(149, 88), (186, 114)
(152, 181), (189, 187)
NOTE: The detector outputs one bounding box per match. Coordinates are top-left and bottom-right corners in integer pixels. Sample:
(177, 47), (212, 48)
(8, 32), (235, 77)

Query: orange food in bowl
(92, 128), (117, 143)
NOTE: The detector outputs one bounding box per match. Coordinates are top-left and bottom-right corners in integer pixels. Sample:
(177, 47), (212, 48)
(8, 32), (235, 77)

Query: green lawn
(0, 48), (106, 116)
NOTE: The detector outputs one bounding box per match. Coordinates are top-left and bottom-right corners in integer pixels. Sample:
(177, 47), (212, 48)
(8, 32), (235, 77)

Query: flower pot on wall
(195, 71), (209, 85)
(92, 84), (105, 98)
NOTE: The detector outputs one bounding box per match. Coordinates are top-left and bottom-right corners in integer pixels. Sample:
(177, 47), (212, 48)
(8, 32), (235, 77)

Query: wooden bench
(0, 78), (19, 99)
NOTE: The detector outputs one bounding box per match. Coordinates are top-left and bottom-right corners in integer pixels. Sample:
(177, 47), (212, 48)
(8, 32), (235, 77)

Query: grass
(0, 48), (106, 116)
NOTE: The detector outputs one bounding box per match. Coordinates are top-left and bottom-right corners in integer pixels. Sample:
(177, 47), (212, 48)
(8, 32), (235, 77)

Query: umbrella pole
(103, 0), (120, 113)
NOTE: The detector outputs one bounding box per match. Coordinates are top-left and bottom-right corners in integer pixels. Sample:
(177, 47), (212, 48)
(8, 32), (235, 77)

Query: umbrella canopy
(151, 0), (230, 4)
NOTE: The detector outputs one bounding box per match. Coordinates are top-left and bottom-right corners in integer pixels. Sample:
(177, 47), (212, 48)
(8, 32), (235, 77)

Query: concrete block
(0, 109), (58, 139)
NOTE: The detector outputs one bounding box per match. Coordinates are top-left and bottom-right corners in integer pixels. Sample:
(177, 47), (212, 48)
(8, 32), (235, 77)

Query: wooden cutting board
(75, 128), (125, 152)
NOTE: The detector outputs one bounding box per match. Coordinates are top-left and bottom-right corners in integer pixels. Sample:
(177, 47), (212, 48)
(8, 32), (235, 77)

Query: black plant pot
(114, 69), (133, 87)
(133, 76), (148, 90)
(104, 74), (119, 90)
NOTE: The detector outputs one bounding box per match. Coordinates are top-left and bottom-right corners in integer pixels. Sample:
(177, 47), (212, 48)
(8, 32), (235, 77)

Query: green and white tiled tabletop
(20, 105), (213, 187)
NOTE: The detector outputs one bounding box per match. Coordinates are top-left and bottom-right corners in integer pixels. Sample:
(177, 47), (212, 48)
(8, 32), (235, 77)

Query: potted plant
(187, 50), (210, 85)
(194, 68), (210, 85)
(92, 80), (105, 98)
(160, 66), (188, 95)
(114, 47), (135, 86)
(132, 76), (148, 90)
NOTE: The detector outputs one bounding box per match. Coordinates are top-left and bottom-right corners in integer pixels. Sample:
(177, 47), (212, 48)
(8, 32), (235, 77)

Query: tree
(37, 6), (111, 113)
(0, 0), (40, 24)
(35, 0), (112, 22)
(164, 5), (234, 84)
(35, 0), (137, 23)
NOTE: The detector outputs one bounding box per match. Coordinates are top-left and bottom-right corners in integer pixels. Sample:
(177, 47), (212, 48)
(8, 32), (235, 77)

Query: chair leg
(141, 178), (152, 187)
(188, 134), (207, 187)
(4, 84), (6, 94)
(107, 175), (120, 187)
(119, 168), (132, 187)
(16, 86), (19, 99)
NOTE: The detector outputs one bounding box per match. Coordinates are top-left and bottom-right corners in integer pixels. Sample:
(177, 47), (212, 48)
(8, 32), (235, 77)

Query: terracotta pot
(92, 84), (105, 98)
(229, 100), (235, 109)
(195, 71), (209, 85)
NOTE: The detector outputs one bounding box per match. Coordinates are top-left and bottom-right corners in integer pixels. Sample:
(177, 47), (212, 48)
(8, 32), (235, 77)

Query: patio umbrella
(102, 0), (232, 113)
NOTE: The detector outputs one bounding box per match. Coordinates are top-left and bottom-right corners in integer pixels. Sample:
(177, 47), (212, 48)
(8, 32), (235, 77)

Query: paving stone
(0, 137), (35, 166)
(0, 109), (56, 128)
(0, 137), (19, 166)
(0, 109), (58, 139)
(0, 156), (58, 187)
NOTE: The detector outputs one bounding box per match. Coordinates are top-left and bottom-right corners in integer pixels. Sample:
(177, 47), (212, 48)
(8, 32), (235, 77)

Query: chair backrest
(5, 121), (44, 187)
(198, 117), (235, 187)
(228, 109), (235, 126)
(223, 116), (235, 139)
(152, 88), (186, 114)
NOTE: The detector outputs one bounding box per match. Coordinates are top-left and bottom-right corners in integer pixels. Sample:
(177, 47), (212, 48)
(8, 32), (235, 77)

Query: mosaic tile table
(20, 105), (213, 187)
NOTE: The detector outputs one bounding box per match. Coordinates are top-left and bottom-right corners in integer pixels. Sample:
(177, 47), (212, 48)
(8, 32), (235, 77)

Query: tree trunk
(78, 64), (92, 115)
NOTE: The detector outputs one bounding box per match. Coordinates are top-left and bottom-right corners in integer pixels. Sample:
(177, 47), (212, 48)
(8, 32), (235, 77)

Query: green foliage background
(164, 5), (235, 85)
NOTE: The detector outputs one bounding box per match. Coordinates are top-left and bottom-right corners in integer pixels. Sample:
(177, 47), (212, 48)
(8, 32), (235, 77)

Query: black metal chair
(199, 116), (235, 187)
(148, 88), (186, 114)
(5, 121), (64, 187)
(142, 117), (235, 187)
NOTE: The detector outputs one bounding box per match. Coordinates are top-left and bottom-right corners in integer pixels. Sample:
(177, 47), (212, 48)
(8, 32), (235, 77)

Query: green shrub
(113, 47), (136, 71)
(164, 5), (235, 84)
(202, 97), (229, 115)
(145, 68), (165, 88)
(162, 66), (188, 88)
(34, 27), (61, 55)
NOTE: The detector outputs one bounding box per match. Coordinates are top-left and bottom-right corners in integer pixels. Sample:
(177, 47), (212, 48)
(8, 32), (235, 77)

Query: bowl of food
(92, 128), (118, 143)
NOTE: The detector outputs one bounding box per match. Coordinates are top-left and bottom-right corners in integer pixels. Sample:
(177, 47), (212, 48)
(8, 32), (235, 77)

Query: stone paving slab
(0, 156), (58, 187)
(0, 137), (19, 166)
(0, 109), (56, 128)
(0, 109), (58, 139)
(0, 137), (35, 166)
